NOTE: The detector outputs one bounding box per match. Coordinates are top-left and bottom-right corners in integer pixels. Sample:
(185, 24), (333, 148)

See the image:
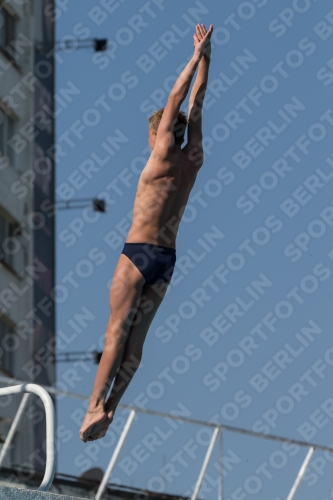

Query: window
(0, 319), (15, 376)
(0, 4), (16, 60)
(0, 109), (14, 165)
(0, 214), (17, 269)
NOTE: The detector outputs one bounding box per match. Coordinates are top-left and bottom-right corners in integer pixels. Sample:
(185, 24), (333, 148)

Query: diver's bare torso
(126, 146), (200, 248)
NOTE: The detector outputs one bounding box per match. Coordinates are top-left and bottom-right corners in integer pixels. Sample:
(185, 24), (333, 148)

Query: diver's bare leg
(79, 255), (145, 442)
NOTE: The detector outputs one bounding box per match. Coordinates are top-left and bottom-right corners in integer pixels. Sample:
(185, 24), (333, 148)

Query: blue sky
(55, 1), (333, 498)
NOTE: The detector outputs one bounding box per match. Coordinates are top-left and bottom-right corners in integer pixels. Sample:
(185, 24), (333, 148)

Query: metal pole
(191, 427), (219, 500)
(0, 376), (333, 455)
(0, 392), (30, 469)
(286, 447), (315, 500)
(95, 409), (136, 500)
(218, 430), (223, 500)
(0, 384), (56, 491)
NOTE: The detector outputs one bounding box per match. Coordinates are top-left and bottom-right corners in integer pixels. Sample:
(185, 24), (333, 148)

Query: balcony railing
(0, 375), (330, 499)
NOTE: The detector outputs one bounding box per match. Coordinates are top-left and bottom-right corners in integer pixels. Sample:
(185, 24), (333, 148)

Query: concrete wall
(0, 485), (82, 500)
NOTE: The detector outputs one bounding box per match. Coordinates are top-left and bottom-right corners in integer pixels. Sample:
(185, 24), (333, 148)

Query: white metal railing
(0, 383), (56, 492)
(286, 447), (315, 500)
(0, 375), (331, 499)
(191, 427), (220, 500)
(95, 409), (136, 500)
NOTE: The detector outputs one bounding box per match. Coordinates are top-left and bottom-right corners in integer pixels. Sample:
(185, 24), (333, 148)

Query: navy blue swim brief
(121, 243), (176, 284)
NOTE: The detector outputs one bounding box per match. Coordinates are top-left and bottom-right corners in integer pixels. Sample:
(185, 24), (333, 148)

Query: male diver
(80, 23), (213, 442)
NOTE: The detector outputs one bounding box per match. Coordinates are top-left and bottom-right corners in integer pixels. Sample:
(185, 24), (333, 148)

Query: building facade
(0, 0), (55, 472)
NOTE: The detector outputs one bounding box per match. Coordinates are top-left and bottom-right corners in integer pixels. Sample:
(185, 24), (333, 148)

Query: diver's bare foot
(79, 408), (114, 442)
